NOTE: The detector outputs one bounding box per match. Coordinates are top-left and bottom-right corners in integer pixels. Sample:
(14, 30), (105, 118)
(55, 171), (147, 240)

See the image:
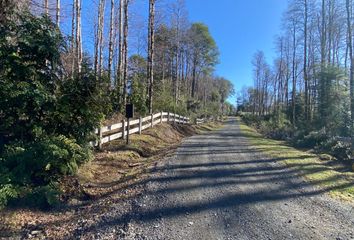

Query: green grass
(238, 118), (354, 202)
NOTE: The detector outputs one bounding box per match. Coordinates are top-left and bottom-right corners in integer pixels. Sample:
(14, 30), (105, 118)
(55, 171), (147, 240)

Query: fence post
(151, 114), (154, 128)
(122, 119), (126, 139)
(173, 113), (176, 124)
(168, 112), (170, 122)
(160, 111), (163, 124)
(139, 117), (142, 134)
(126, 118), (130, 144)
(98, 126), (103, 150)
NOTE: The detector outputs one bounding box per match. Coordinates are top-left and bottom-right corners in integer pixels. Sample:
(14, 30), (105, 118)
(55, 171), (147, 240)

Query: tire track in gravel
(97, 117), (354, 240)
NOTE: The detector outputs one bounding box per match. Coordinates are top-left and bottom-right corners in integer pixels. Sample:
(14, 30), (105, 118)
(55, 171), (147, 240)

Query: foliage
(0, 135), (92, 209)
(0, 12), (104, 208)
(0, 12), (63, 144)
(53, 72), (108, 143)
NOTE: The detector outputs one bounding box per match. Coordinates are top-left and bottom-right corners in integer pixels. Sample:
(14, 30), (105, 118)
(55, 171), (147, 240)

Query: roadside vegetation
(0, 1), (234, 210)
(238, 119), (354, 202)
(237, 0), (354, 173)
(0, 121), (222, 238)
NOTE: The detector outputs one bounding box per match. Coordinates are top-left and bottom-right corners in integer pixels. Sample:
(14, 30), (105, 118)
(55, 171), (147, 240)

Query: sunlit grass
(238, 118), (354, 203)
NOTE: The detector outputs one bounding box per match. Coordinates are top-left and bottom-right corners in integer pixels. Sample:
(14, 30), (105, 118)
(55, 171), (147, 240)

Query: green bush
(293, 129), (328, 148)
(242, 113), (292, 140)
(241, 114), (262, 129)
(0, 184), (20, 208)
(0, 12), (104, 209)
(0, 135), (92, 208)
(320, 137), (351, 160)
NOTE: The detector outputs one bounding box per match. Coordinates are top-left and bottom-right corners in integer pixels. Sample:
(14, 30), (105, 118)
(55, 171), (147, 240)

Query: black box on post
(126, 104), (134, 119)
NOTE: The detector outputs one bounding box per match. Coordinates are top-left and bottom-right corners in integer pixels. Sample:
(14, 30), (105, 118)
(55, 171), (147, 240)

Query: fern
(0, 184), (19, 209)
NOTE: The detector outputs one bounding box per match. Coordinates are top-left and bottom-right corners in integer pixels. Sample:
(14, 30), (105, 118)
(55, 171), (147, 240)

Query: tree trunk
(122, 0), (129, 108)
(303, 0), (309, 121)
(75, 0), (82, 73)
(292, 24), (296, 126)
(191, 57), (197, 98)
(94, 0), (105, 78)
(44, 0), (49, 15)
(56, 0), (60, 27)
(346, 0), (354, 153)
(116, 0), (124, 94)
(71, 0), (76, 76)
(99, 0), (105, 78)
(321, 0), (327, 69)
(108, 0), (115, 82)
(147, 0), (155, 114)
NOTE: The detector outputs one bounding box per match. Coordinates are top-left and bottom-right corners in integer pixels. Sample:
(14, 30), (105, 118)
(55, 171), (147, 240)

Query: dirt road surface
(69, 118), (354, 240)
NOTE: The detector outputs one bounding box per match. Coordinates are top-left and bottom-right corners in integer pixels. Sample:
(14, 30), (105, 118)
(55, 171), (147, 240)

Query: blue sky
(185, 0), (288, 103)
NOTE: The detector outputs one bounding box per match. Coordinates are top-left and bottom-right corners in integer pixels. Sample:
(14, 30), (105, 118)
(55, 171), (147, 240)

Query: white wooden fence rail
(92, 112), (192, 148)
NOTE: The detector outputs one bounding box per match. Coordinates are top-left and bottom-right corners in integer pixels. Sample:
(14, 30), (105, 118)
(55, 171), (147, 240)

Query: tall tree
(116, 0), (124, 90)
(94, 0), (105, 77)
(44, 0), (49, 15)
(56, 0), (60, 27)
(75, 0), (82, 73)
(122, 0), (129, 108)
(71, 0), (76, 76)
(108, 0), (115, 81)
(147, 0), (155, 114)
(346, 0), (354, 151)
(189, 23), (218, 98)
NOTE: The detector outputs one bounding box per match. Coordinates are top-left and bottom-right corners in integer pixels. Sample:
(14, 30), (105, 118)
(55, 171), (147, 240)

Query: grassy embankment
(75, 121), (223, 197)
(238, 118), (354, 202)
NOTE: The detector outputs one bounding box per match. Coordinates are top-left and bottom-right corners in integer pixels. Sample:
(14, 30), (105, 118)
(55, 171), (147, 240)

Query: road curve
(121, 118), (354, 240)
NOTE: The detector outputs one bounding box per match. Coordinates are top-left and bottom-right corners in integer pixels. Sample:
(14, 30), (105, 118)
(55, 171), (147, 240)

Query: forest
(238, 0), (354, 165)
(0, 0), (234, 208)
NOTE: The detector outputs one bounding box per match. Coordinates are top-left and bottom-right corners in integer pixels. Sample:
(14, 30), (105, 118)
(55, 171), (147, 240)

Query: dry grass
(75, 121), (222, 198)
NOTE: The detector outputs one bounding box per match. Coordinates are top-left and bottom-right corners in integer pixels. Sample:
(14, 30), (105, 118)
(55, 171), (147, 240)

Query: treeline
(238, 0), (354, 162)
(0, 0), (234, 208)
(30, 0), (234, 117)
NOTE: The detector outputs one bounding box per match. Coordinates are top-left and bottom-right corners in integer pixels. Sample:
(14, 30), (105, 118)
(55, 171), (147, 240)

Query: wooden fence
(93, 112), (198, 148)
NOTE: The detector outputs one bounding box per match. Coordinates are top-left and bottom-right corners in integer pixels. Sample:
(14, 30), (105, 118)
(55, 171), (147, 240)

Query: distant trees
(241, 0), (354, 152)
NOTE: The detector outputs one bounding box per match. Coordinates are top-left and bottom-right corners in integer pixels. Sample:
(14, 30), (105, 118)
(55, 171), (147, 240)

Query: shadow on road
(39, 118), (354, 235)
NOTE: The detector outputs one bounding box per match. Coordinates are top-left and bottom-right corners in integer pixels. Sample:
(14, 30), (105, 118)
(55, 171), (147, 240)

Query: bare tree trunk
(44, 0), (49, 15)
(71, 0), (76, 76)
(292, 24), (296, 126)
(108, 0), (115, 82)
(303, 0), (309, 121)
(346, 0), (354, 152)
(321, 0), (327, 69)
(147, 0), (155, 114)
(191, 57), (197, 98)
(56, 0), (60, 27)
(116, 0), (124, 93)
(76, 0), (82, 73)
(99, 0), (105, 78)
(122, 0), (129, 108)
(94, 0), (105, 78)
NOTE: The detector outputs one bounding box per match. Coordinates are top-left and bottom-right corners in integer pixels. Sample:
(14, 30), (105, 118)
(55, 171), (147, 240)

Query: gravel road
(81, 118), (354, 240)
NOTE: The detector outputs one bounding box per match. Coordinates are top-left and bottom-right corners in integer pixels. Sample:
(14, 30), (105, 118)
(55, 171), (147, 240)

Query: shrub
(0, 135), (92, 208)
(320, 137), (351, 160)
(293, 129), (328, 148)
(241, 114), (262, 129)
(242, 113), (292, 140)
(0, 184), (20, 209)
